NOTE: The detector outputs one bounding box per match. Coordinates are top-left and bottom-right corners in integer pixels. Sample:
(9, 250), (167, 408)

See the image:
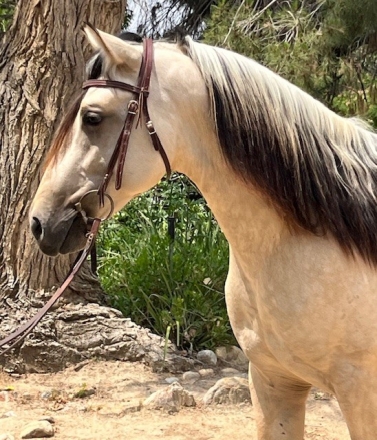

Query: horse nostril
(31, 217), (43, 241)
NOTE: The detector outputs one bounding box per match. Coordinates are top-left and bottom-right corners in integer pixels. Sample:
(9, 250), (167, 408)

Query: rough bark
(0, 0), (131, 370)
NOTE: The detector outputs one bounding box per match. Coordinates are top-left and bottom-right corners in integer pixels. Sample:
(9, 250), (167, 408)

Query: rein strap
(0, 219), (101, 355)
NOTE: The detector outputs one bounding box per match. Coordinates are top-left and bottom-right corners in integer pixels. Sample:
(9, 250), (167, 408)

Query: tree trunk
(0, 0), (127, 370)
(0, 0), (202, 376)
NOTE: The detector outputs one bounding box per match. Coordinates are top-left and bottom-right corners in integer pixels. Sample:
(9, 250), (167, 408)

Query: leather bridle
(0, 38), (170, 355)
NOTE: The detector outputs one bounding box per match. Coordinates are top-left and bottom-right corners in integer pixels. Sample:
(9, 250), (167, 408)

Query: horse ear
(83, 24), (141, 71)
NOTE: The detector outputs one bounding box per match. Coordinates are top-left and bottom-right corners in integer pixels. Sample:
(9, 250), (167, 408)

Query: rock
(73, 387), (95, 399)
(143, 382), (196, 413)
(149, 353), (196, 374)
(165, 377), (179, 384)
(0, 434), (15, 440)
(40, 391), (52, 400)
(20, 420), (54, 438)
(198, 368), (214, 377)
(215, 346), (249, 371)
(221, 367), (241, 376)
(61, 402), (87, 413)
(182, 372), (200, 382)
(203, 377), (251, 405)
(197, 350), (217, 366)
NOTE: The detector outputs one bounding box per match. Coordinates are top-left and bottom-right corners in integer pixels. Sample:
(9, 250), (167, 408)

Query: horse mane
(181, 37), (377, 265)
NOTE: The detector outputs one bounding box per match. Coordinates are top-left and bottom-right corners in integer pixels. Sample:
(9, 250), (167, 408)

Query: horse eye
(83, 112), (102, 126)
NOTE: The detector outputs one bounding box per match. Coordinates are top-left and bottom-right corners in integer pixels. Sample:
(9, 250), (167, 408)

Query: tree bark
(0, 0), (126, 370)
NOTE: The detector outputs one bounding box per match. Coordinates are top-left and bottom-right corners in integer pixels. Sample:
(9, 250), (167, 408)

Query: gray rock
(40, 391), (52, 400)
(149, 353), (196, 374)
(182, 372), (200, 382)
(164, 377), (179, 384)
(203, 377), (251, 405)
(215, 346), (249, 371)
(143, 382), (196, 413)
(20, 420), (54, 438)
(197, 350), (217, 366)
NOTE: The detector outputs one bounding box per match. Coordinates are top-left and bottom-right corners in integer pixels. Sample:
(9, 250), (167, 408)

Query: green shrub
(97, 175), (235, 350)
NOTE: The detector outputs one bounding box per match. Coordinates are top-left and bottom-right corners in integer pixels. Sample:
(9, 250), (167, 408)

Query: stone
(149, 353), (196, 374)
(61, 402), (87, 413)
(20, 420), (54, 438)
(73, 387), (95, 399)
(215, 346), (249, 371)
(197, 350), (217, 366)
(40, 391), (52, 400)
(203, 377), (251, 405)
(164, 377), (179, 384)
(143, 382), (196, 413)
(198, 368), (214, 377)
(182, 372), (200, 382)
(221, 367), (241, 376)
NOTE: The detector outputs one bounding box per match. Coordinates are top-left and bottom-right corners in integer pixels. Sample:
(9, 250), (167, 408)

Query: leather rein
(0, 38), (171, 355)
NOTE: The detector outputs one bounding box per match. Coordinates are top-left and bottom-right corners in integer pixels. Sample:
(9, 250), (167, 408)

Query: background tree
(127, 0), (217, 37)
(203, 0), (377, 122)
(0, 0), (126, 370)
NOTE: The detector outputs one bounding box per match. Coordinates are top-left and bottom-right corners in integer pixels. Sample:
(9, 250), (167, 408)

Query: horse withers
(30, 26), (377, 439)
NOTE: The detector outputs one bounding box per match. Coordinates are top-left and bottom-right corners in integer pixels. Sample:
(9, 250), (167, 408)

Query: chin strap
(0, 219), (101, 356)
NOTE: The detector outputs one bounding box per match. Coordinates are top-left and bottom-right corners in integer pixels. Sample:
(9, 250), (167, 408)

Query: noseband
(0, 38), (170, 355)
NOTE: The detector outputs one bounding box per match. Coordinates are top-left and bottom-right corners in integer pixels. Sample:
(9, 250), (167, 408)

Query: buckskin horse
(29, 26), (377, 439)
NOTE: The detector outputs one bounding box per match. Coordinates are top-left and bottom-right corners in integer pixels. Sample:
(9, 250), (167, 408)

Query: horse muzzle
(30, 209), (88, 256)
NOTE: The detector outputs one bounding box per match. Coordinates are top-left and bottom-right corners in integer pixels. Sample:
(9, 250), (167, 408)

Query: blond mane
(182, 37), (377, 264)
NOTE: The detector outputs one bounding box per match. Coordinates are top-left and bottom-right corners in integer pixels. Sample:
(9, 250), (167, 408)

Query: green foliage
(204, 0), (377, 124)
(98, 175), (234, 350)
(0, 0), (15, 33)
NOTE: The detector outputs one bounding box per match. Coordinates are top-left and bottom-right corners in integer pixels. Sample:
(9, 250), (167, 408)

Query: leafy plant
(97, 175), (235, 350)
(0, 0), (15, 33)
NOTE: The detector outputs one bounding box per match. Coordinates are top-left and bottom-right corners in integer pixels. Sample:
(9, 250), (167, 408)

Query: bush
(97, 174), (235, 351)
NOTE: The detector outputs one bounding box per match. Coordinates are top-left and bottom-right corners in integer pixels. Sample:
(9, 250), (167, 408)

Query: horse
(29, 26), (377, 439)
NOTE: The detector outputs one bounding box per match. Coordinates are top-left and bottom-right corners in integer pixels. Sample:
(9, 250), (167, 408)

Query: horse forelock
(183, 38), (377, 265)
(44, 54), (105, 170)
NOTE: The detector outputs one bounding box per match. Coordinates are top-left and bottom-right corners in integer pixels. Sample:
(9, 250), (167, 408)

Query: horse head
(30, 27), (211, 256)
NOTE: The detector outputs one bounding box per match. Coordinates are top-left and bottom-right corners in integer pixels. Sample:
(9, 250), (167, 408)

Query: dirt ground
(0, 360), (349, 439)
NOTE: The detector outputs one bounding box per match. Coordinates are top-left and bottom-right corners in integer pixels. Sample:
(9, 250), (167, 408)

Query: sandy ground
(0, 360), (350, 439)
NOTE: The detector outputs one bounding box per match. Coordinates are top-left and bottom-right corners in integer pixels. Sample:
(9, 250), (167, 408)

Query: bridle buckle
(128, 100), (139, 115)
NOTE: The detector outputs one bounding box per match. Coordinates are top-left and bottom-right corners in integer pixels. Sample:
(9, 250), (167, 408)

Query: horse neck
(175, 134), (290, 274)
